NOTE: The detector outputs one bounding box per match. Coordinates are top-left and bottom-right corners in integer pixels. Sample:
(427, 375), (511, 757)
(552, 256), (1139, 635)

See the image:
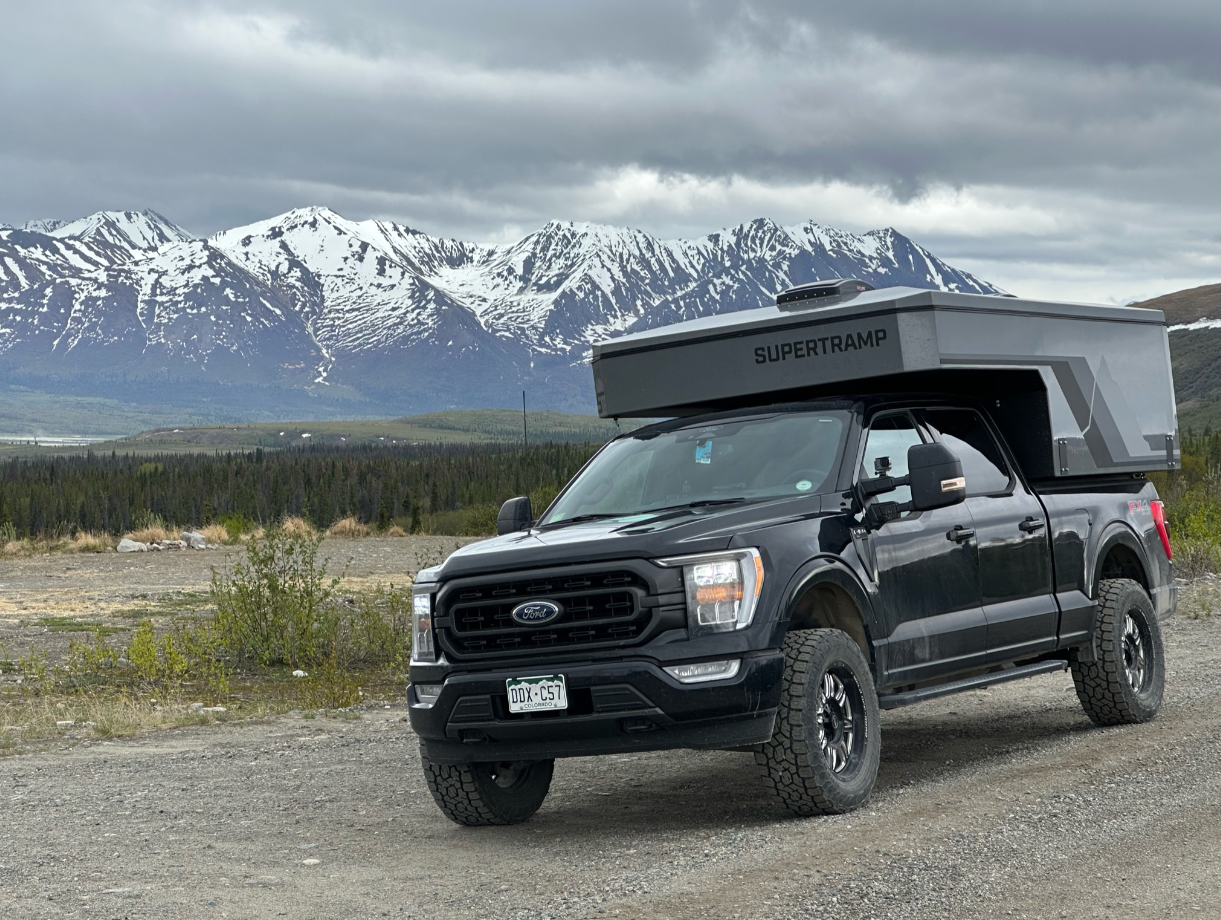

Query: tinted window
(861, 412), (923, 505)
(921, 409), (1011, 496)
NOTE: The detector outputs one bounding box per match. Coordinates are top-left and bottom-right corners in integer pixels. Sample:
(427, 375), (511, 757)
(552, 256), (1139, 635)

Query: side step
(877, 660), (1069, 710)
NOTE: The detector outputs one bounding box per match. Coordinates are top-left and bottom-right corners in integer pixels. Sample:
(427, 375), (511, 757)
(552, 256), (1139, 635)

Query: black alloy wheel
(757, 628), (881, 816)
(1071, 578), (1165, 726)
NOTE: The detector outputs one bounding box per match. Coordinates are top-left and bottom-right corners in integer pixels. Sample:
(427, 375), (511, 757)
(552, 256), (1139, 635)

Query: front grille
(437, 568), (659, 661)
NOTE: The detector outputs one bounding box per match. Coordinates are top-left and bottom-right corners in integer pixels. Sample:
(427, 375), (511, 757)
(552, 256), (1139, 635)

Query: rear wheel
(421, 750), (554, 826)
(1071, 578), (1165, 726)
(756, 628), (881, 816)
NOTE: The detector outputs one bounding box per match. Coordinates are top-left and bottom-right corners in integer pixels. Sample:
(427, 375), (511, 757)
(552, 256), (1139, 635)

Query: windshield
(541, 411), (849, 526)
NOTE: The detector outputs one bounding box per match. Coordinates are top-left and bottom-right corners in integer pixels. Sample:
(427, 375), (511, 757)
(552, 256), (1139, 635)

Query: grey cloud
(0, 1), (1218, 301)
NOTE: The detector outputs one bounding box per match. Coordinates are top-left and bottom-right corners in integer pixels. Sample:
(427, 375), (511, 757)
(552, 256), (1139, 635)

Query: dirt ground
(0, 536), (472, 673)
(2, 546), (1221, 919)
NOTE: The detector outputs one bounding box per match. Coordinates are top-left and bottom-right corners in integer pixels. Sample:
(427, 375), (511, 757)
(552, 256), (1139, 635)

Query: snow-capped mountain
(46, 209), (193, 253)
(0, 206), (1003, 415)
(22, 218), (67, 234)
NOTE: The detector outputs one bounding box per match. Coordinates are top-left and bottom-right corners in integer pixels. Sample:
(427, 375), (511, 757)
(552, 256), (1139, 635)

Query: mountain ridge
(0, 206), (1004, 418)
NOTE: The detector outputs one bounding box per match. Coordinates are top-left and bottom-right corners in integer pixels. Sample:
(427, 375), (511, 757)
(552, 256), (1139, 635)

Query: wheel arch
(780, 558), (879, 671)
(1092, 524), (1152, 599)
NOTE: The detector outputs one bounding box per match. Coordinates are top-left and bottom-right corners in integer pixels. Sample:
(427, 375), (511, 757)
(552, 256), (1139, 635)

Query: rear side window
(920, 408), (1011, 496)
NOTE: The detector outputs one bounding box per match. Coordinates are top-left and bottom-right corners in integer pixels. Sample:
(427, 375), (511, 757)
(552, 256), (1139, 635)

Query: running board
(877, 660), (1069, 710)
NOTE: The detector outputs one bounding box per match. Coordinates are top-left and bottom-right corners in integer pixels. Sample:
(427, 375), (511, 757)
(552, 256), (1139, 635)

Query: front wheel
(1071, 578), (1165, 726)
(421, 749), (554, 826)
(756, 628), (881, 816)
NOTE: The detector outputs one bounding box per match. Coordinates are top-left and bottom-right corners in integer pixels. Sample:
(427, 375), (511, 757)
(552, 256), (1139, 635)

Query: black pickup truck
(408, 283), (1179, 825)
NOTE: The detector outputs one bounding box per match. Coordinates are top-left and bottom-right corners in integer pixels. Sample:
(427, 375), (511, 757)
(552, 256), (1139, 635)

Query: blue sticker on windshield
(694, 439), (712, 464)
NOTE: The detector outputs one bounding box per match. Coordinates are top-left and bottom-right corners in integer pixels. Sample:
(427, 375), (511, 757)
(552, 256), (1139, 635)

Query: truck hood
(426, 494), (828, 581)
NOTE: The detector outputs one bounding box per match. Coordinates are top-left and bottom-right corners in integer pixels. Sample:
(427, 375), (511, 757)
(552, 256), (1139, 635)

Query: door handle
(946, 525), (975, 543)
(1019, 517), (1046, 533)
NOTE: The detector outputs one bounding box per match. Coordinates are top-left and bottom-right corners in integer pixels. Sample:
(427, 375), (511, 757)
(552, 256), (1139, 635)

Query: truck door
(859, 410), (988, 685)
(918, 408), (1057, 664)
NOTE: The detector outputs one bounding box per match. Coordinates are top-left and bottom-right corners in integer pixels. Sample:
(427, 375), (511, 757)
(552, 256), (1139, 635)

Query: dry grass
(199, 523), (232, 545)
(0, 692), (293, 755)
(1179, 577), (1221, 619)
(383, 524), (407, 537)
(70, 531), (112, 553)
(327, 516), (370, 538)
(280, 516), (318, 538)
(123, 525), (179, 544)
(1, 531), (116, 557)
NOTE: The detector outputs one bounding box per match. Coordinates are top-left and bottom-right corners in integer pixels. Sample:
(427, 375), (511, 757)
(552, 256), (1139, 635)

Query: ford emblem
(511, 600), (563, 626)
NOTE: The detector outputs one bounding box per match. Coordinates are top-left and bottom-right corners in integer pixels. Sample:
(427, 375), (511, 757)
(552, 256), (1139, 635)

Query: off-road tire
(1071, 578), (1165, 726)
(756, 628), (881, 816)
(421, 750), (554, 826)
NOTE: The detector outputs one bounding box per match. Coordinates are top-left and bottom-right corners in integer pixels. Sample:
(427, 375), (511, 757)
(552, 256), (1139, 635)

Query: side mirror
(496, 496), (533, 535)
(908, 443), (966, 511)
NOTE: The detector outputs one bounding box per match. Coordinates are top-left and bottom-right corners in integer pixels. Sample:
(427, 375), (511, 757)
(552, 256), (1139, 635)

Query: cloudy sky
(2, 0), (1219, 303)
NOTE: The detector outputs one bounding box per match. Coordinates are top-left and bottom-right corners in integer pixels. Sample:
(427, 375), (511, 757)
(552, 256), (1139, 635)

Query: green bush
(209, 528), (411, 676)
(210, 527), (341, 668)
(219, 511), (256, 542)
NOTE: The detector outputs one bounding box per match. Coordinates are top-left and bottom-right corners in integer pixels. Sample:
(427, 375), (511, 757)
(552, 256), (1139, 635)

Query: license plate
(506, 674), (568, 714)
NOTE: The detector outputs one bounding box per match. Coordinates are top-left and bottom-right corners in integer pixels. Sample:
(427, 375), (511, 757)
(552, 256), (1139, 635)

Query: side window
(860, 412), (923, 505)
(920, 409), (1011, 496)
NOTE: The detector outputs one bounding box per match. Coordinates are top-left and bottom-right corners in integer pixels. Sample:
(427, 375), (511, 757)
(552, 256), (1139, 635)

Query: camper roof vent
(776, 278), (875, 311)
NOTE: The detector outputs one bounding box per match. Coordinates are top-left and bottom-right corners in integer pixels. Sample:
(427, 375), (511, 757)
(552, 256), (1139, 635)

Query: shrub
(125, 525), (177, 544)
(1179, 578), (1221, 619)
(126, 622), (189, 688)
(327, 516), (369, 538)
(281, 516), (317, 538)
(200, 523), (231, 545)
(210, 527), (342, 668)
(219, 512), (256, 543)
(1174, 539), (1221, 580)
(70, 531), (111, 553)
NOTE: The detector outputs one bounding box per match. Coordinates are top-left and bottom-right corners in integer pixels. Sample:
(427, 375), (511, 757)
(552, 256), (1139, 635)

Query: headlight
(411, 587), (437, 663)
(655, 548), (764, 636)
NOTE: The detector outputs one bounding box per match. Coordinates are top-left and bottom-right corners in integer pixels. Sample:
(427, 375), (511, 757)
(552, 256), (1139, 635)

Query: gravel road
(2, 586), (1220, 919)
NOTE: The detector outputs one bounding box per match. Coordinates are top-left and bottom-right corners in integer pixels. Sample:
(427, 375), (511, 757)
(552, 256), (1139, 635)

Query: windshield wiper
(637, 498), (751, 515)
(538, 512), (631, 530)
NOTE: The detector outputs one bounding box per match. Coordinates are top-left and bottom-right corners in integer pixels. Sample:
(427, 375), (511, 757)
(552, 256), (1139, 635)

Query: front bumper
(409, 651), (784, 764)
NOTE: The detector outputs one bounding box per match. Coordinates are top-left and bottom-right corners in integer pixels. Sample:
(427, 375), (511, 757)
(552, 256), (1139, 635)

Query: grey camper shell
(590, 283), (1179, 480)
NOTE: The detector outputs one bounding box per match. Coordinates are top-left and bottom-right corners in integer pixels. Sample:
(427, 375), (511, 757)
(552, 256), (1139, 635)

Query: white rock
(201, 706), (227, 713)
(292, 669), (308, 678)
(56, 720), (74, 729)
(182, 530), (208, 549)
(189, 702), (205, 710)
(117, 538), (148, 553)
(302, 858), (320, 866)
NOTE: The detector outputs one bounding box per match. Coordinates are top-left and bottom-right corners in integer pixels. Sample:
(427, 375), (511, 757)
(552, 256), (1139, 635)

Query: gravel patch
(0, 590), (1218, 919)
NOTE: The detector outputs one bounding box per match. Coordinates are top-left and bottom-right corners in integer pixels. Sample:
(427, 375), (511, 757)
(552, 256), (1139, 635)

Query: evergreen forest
(0, 442), (601, 539)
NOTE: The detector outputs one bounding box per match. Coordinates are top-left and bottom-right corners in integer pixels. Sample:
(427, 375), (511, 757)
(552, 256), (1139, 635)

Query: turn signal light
(695, 583), (744, 605)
